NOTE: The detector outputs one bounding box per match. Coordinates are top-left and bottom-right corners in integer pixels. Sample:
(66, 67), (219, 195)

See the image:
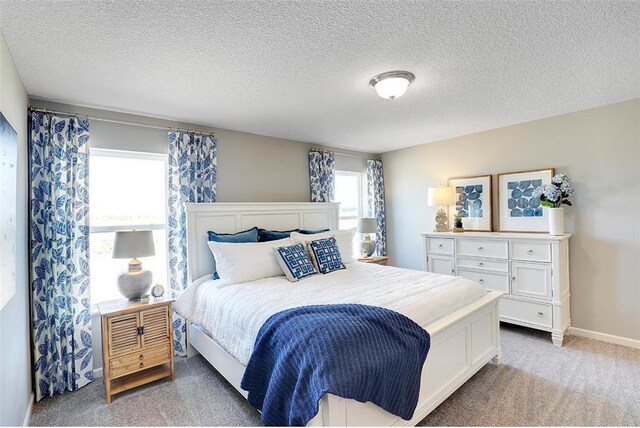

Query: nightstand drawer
(109, 343), (172, 379)
(427, 238), (454, 255)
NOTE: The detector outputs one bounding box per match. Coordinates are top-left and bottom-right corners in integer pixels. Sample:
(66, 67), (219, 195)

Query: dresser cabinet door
(108, 313), (142, 356)
(427, 255), (455, 276)
(140, 307), (171, 347)
(511, 262), (552, 300)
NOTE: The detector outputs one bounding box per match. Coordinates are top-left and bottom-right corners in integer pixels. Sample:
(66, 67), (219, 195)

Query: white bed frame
(184, 202), (502, 426)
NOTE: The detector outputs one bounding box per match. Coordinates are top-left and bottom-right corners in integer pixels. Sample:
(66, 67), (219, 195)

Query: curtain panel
(367, 159), (387, 256)
(167, 131), (217, 356)
(309, 150), (335, 202)
(30, 112), (93, 401)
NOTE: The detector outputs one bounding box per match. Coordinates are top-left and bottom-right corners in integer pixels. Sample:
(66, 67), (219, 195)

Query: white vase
(547, 207), (565, 236)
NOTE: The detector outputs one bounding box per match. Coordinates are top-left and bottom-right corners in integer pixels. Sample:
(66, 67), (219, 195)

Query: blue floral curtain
(309, 150), (335, 202)
(30, 112), (93, 401)
(167, 131), (217, 356)
(367, 159), (386, 256)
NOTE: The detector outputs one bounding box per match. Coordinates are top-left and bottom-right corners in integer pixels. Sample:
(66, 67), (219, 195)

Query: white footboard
(308, 291), (502, 426)
(188, 291), (501, 427)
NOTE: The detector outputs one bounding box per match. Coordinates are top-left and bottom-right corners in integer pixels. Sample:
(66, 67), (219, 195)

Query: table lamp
(112, 230), (155, 300)
(428, 186), (454, 232)
(357, 217), (378, 257)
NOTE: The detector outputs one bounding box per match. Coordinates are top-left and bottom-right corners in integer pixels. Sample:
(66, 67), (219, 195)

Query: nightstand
(98, 298), (175, 403)
(357, 256), (389, 266)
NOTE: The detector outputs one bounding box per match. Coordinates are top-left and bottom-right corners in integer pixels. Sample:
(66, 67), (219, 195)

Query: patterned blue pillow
(308, 237), (346, 274)
(273, 243), (317, 282)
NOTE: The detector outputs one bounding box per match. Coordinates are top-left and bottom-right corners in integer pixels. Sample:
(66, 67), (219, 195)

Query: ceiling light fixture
(369, 70), (415, 100)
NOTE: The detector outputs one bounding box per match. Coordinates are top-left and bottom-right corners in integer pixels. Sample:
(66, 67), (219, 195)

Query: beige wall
(382, 99), (640, 341)
(0, 31), (31, 426)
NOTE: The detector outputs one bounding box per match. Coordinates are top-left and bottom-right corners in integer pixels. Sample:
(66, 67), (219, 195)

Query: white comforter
(175, 263), (486, 366)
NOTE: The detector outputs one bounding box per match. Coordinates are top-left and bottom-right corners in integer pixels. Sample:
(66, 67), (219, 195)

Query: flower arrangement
(532, 174), (575, 208)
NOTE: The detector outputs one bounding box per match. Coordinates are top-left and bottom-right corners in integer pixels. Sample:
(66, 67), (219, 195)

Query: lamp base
(117, 259), (153, 300)
(434, 207), (450, 232)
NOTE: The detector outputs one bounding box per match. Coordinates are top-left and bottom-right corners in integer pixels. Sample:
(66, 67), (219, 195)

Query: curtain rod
(310, 147), (380, 161)
(28, 107), (213, 135)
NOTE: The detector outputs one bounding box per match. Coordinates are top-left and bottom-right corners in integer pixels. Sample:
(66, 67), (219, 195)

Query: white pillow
(290, 228), (356, 264)
(207, 238), (291, 284)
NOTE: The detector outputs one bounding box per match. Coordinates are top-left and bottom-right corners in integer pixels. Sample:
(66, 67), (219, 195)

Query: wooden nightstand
(98, 298), (175, 403)
(357, 256), (389, 266)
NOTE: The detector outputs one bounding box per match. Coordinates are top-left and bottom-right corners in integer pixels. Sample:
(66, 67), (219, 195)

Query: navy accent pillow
(273, 243), (317, 282)
(258, 228), (299, 242)
(208, 227), (259, 243)
(308, 237), (346, 274)
(298, 228), (330, 235)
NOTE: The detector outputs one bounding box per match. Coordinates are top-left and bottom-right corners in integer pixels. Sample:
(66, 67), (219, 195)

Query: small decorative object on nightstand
(428, 186), (454, 232)
(151, 283), (165, 298)
(356, 217), (377, 257)
(452, 214), (464, 233)
(112, 230), (155, 300)
(98, 298), (175, 404)
(358, 256), (388, 266)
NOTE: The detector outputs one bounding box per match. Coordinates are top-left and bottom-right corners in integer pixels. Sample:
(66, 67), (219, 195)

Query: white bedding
(175, 263), (486, 366)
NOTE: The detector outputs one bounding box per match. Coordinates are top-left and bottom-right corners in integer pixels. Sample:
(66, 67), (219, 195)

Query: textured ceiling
(1, 1), (639, 153)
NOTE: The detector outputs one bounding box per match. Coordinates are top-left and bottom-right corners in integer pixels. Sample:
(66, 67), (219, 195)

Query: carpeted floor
(29, 324), (640, 426)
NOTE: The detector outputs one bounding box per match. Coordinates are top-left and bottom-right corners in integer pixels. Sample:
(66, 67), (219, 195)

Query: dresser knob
(477, 246), (484, 252)
(537, 311), (544, 317)
(479, 279), (485, 284)
(478, 262), (484, 267)
(527, 249), (535, 255)
(511, 276), (516, 281)
(438, 244), (443, 249)
(451, 269), (455, 274)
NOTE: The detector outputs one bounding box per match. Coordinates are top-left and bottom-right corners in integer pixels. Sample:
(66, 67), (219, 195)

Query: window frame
(89, 148), (169, 306)
(334, 170), (368, 227)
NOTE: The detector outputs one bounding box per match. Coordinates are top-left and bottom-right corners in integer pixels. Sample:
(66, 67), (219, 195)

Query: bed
(180, 202), (502, 426)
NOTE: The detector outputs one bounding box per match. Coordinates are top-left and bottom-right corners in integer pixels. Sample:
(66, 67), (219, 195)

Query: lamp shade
(112, 230), (155, 259)
(357, 217), (378, 234)
(427, 186), (454, 206)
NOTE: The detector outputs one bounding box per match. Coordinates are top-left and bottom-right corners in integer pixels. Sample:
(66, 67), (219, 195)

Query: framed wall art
(448, 175), (492, 231)
(0, 112), (17, 311)
(498, 168), (554, 232)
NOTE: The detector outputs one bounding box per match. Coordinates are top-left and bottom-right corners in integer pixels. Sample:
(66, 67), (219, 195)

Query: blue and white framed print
(498, 168), (554, 232)
(448, 175), (492, 231)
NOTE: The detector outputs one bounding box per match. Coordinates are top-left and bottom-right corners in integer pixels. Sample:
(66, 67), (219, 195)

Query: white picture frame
(0, 112), (17, 311)
(448, 175), (492, 231)
(498, 168), (554, 232)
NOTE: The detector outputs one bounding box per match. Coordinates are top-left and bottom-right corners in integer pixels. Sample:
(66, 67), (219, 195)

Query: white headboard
(185, 202), (340, 281)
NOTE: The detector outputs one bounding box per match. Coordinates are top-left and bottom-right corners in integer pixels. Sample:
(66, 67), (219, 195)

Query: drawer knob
(478, 262), (484, 267)
(438, 244), (444, 249)
(527, 249), (535, 255)
(478, 279), (485, 284)
(537, 311), (544, 317)
(139, 362), (144, 368)
(511, 276), (516, 281)
(477, 246), (484, 252)
(139, 354), (144, 360)
(451, 269), (455, 274)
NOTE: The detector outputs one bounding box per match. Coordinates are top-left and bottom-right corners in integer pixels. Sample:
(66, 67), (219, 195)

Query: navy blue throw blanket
(240, 304), (431, 426)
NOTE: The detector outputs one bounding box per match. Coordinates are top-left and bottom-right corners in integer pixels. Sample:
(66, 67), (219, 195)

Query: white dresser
(422, 232), (571, 346)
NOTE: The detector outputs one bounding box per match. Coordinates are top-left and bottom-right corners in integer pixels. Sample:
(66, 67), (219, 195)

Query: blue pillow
(298, 228), (330, 235)
(258, 228), (299, 242)
(207, 227), (259, 243)
(308, 237), (346, 274)
(273, 243), (317, 282)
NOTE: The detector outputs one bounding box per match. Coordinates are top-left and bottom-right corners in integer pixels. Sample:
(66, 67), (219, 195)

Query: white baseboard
(22, 392), (34, 427)
(568, 327), (640, 349)
(93, 367), (103, 379)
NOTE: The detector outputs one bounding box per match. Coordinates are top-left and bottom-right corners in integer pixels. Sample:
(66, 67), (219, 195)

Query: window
(334, 171), (368, 229)
(90, 149), (168, 304)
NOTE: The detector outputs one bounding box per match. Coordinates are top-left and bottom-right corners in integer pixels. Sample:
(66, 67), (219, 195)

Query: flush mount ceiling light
(369, 70), (415, 100)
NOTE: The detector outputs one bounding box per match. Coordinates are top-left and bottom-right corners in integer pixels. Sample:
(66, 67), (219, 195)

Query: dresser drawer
(457, 239), (508, 259)
(458, 269), (509, 293)
(427, 238), (454, 255)
(109, 343), (171, 379)
(511, 242), (551, 262)
(457, 257), (509, 273)
(500, 298), (552, 329)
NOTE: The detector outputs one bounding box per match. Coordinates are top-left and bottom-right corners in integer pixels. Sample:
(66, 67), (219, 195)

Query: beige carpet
(29, 324), (640, 426)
